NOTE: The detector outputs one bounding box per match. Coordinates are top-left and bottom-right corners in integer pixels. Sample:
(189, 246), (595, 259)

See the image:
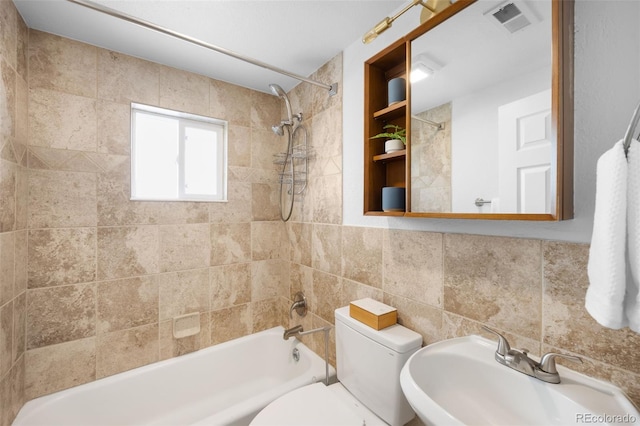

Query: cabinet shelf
(373, 101), (406, 121)
(373, 149), (406, 163)
(364, 39), (410, 215)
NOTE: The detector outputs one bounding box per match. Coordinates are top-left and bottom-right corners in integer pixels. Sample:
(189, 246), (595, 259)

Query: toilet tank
(334, 306), (422, 426)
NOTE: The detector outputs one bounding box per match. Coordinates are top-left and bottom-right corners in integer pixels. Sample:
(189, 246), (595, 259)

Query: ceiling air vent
(485, 1), (539, 34)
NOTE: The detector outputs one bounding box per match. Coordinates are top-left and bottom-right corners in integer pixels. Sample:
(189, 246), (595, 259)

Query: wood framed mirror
(363, 0), (573, 220)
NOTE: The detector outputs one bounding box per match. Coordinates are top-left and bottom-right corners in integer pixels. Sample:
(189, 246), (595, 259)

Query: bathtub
(14, 326), (334, 426)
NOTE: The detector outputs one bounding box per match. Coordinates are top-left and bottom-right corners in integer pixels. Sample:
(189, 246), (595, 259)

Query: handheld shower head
(269, 83), (293, 124)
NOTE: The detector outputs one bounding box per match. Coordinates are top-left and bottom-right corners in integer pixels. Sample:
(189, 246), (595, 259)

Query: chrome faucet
(482, 326), (582, 384)
(282, 324), (333, 386)
(283, 325), (303, 340)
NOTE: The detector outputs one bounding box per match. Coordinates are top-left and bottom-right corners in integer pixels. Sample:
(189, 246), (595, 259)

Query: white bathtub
(14, 326), (334, 426)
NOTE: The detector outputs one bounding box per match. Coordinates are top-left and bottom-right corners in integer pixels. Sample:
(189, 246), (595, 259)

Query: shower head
(269, 83), (293, 124)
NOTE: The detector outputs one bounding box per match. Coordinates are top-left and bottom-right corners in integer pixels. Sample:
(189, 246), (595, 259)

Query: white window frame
(130, 103), (228, 202)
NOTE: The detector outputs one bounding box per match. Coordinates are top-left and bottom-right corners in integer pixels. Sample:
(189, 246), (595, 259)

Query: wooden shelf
(373, 149), (406, 163)
(363, 39), (410, 215)
(373, 101), (407, 121)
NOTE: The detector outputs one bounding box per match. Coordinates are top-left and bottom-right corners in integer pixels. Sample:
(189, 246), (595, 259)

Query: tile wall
(1, 0), (639, 423)
(0, 0), (28, 423)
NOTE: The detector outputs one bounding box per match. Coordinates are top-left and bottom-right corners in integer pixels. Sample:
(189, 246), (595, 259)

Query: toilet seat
(250, 382), (386, 426)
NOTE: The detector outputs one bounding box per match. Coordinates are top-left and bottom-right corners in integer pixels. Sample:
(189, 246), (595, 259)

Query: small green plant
(370, 124), (406, 145)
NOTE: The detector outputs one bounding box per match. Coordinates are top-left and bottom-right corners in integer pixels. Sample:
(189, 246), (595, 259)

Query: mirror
(409, 0), (570, 217)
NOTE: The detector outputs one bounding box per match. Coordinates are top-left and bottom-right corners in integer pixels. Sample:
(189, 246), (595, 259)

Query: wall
(20, 28), (298, 411)
(3, 0), (640, 423)
(0, 0), (27, 423)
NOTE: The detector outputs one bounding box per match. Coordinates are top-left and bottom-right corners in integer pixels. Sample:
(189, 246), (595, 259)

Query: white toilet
(251, 306), (422, 426)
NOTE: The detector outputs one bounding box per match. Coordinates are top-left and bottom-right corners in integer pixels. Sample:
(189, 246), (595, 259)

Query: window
(131, 103), (227, 202)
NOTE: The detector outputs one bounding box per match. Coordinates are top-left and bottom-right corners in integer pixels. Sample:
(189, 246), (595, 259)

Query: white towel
(625, 140), (640, 332)
(586, 140), (628, 329)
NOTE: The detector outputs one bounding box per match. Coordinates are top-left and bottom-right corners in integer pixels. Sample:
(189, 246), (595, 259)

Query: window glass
(131, 103), (227, 202)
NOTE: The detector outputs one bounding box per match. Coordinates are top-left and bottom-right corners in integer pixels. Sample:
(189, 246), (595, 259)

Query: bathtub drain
(292, 347), (300, 362)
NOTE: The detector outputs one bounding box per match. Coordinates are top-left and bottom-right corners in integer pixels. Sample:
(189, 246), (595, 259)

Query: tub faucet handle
(289, 291), (307, 319)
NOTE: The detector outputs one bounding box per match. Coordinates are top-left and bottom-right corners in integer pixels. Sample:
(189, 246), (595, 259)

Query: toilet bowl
(250, 306), (422, 426)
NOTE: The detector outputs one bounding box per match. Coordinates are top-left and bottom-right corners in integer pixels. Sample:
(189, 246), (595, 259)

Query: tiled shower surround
(0, 1), (639, 424)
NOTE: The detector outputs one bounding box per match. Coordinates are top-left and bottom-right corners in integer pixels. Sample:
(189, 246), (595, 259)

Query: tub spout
(283, 325), (303, 340)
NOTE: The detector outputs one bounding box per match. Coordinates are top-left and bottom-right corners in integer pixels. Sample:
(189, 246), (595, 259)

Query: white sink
(400, 335), (640, 426)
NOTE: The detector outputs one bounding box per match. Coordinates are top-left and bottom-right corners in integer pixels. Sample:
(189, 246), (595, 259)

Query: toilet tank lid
(335, 307), (422, 353)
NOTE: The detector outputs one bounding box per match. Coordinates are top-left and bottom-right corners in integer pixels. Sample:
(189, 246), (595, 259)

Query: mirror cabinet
(363, 0), (573, 220)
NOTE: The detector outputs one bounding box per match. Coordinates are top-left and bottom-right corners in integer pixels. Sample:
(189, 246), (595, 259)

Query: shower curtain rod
(67, 0), (338, 96)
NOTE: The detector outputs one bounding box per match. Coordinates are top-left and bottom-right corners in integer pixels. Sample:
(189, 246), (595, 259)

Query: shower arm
(66, 0), (339, 97)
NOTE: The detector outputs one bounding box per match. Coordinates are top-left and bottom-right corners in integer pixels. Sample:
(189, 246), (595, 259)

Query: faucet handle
(481, 326), (511, 356)
(539, 352), (583, 374)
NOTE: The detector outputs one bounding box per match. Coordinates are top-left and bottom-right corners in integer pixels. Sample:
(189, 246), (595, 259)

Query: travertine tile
(210, 223), (251, 266)
(158, 223), (211, 272)
(383, 229), (443, 307)
(0, 232), (14, 305)
(342, 278), (383, 303)
(29, 88), (97, 151)
(97, 226), (159, 281)
(251, 260), (288, 301)
(159, 312), (210, 360)
(28, 169), (97, 228)
(252, 298), (287, 333)
(9, 355), (25, 425)
(209, 181), (252, 223)
(12, 291), (25, 363)
(0, 58), (15, 146)
(342, 226), (382, 288)
(251, 183), (280, 222)
(28, 228), (96, 288)
(289, 263), (313, 301)
(310, 175), (342, 224)
(0, 0), (18, 71)
(384, 293), (441, 346)
(311, 52), (342, 116)
(25, 337), (96, 400)
(26, 284), (96, 349)
(288, 222), (312, 267)
(14, 231), (27, 295)
(158, 269), (209, 321)
(0, 160), (16, 232)
(251, 221), (287, 261)
(312, 224), (341, 276)
(16, 12), (27, 79)
(96, 276), (158, 334)
(311, 270), (342, 324)
(28, 30), (96, 98)
(543, 241), (640, 372)
(210, 263), (251, 310)
(97, 100), (130, 155)
(14, 165), (27, 230)
(15, 73), (27, 155)
(0, 302), (12, 377)
(159, 66), (210, 116)
(227, 125), (251, 168)
(96, 323), (158, 379)
(97, 50), (159, 105)
(311, 105), (342, 159)
(210, 304), (251, 345)
(210, 80), (252, 128)
(251, 128), (284, 171)
(444, 234), (542, 340)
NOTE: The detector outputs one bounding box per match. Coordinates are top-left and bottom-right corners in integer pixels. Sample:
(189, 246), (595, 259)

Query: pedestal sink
(400, 335), (639, 426)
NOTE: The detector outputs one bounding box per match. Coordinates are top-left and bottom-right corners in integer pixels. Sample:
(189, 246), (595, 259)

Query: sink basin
(400, 335), (639, 426)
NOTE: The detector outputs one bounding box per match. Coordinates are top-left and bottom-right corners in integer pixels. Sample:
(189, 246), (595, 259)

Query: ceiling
(13, 0), (406, 95)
